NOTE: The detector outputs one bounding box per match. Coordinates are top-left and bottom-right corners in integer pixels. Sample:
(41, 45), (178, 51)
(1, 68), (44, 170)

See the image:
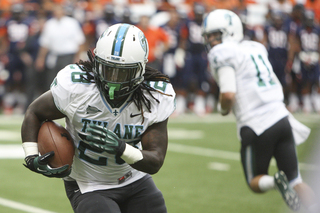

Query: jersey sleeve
(50, 65), (94, 116)
(208, 43), (237, 80)
(253, 40), (269, 56)
(146, 81), (176, 125)
(50, 66), (75, 114)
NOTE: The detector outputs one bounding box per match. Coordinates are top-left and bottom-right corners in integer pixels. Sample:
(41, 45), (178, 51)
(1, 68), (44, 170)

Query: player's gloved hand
(23, 151), (71, 178)
(81, 124), (126, 155)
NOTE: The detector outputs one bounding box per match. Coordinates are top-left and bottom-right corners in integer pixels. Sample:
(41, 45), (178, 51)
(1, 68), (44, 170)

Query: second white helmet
(202, 9), (243, 44)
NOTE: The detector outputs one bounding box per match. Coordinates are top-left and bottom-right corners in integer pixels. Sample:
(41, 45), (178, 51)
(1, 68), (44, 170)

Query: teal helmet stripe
(111, 24), (131, 57)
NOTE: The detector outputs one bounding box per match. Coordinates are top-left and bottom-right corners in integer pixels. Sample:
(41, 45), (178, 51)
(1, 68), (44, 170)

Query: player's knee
(76, 199), (120, 213)
(75, 193), (120, 213)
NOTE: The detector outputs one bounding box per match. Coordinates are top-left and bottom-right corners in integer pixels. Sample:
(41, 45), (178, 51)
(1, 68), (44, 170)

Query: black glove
(79, 124), (126, 155)
(24, 151), (71, 178)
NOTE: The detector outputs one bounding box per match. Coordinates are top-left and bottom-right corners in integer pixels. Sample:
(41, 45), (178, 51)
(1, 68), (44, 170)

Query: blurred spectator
(265, 0), (293, 32)
(35, 4), (85, 92)
(94, 3), (119, 41)
(136, 15), (169, 70)
(0, 0), (12, 16)
(179, 3), (210, 116)
(2, 3), (32, 114)
(0, 8), (8, 109)
(121, 6), (134, 25)
(81, 11), (96, 53)
(267, 0), (293, 17)
(233, 0), (248, 19)
(185, 0), (239, 11)
(160, 6), (187, 116)
(234, 1), (260, 42)
(263, 11), (291, 105)
(22, 16), (47, 111)
(204, 0), (240, 11)
(295, 10), (320, 113)
(304, 0), (320, 24)
(285, 3), (306, 112)
(242, 23), (259, 41)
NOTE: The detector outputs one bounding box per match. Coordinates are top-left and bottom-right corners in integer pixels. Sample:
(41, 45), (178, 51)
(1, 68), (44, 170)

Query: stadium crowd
(0, 0), (319, 116)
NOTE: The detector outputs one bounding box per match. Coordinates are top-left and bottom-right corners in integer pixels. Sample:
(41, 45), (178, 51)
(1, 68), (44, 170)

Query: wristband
(121, 144), (143, 164)
(22, 142), (39, 157)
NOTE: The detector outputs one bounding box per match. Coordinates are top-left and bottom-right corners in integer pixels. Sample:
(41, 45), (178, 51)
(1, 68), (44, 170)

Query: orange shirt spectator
(0, 0), (12, 14)
(185, 0), (240, 11)
(136, 16), (169, 65)
(304, 0), (320, 24)
(206, 0), (240, 10)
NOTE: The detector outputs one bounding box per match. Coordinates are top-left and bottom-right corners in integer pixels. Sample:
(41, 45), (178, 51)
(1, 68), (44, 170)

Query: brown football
(37, 120), (74, 169)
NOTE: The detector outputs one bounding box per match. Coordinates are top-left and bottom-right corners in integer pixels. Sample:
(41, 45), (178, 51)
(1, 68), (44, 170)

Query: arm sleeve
(50, 68), (74, 114)
(147, 81), (176, 125)
(208, 43), (237, 92)
(217, 66), (237, 93)
(50, 66), (94, 118)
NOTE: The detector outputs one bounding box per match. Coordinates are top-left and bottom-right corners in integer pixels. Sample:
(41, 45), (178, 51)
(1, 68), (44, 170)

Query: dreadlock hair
(76, 50), (172, 123)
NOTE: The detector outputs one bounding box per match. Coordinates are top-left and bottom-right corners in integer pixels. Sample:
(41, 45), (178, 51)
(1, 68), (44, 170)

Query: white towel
(288, 114), (311, 145)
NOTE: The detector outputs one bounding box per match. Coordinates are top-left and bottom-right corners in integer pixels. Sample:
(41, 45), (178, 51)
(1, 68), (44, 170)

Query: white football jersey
(51, 64), (176, 193)
(208, 40), (289, 136)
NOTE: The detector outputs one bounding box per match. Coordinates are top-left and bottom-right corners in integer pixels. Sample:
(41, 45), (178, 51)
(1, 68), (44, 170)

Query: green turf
(0, 113), (319, 213)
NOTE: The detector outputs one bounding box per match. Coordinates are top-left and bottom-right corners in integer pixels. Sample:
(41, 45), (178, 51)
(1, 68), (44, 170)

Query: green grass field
(0, 113), (319, 213)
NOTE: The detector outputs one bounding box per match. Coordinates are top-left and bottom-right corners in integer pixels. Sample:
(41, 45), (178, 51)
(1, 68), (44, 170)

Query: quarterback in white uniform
(21, 23), (175, 213)
(202, 9), (318, 212)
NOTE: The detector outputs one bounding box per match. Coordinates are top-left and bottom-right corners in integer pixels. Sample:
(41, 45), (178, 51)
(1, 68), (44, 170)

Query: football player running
(202, 9), (318, 212)
(21, 23), (175, 213)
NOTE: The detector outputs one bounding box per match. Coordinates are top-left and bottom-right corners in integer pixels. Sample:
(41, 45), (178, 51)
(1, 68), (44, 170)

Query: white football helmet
(202, 9), (243, 46)
(94, 23), (149, 100)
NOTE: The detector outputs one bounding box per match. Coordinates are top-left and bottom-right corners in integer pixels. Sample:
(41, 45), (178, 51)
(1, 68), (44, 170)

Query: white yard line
(168, 129), (204, 139)
(208, 162), (230, 171)
(0, 145), (24, 159)
(168, 143), (319, 171)
(169, 143), (240, 160)
(0, 197), (56, 213)
(0, 130), (21, 141)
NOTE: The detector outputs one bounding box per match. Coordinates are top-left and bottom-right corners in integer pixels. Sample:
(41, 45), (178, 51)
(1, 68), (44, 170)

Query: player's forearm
(22, 91), (66, 142)
(125, 120), (168, 174)
(129, 150), (165, 174)
(21, 107), (43, 142)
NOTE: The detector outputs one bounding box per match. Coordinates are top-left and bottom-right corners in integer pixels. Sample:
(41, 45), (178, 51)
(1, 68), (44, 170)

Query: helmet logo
(138, 31), (147, 57)
(224, 14), (233, 25)
(100, 28), (111, 39)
